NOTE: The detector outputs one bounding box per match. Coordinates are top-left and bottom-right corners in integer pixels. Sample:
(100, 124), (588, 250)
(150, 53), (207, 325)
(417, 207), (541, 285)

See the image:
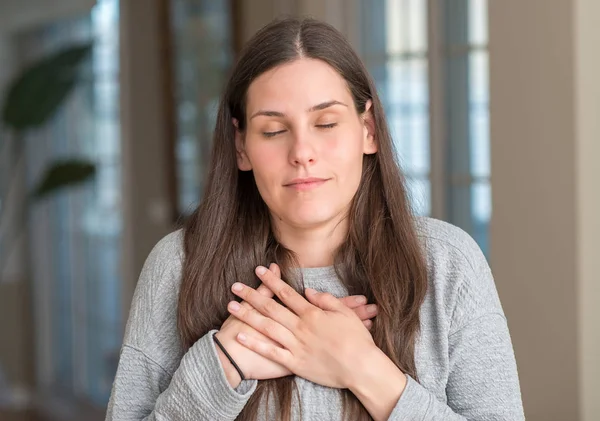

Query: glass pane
(444, 0), (490, 257)
(406, 177), (431, 216)
(363, 2), (431, 215)
(19, 0), (122, 407)
(447, 180), (490, 257)
(385, 0), (427, 54)
(172, 0), (234, 215)
(469, 0), (488, 45)
(471, 180), (490, 256)
(386, 59), (430, 178)
(469, 51), (490, 178)
(445, 0), (469, 47)
(446, 52), (471, 179)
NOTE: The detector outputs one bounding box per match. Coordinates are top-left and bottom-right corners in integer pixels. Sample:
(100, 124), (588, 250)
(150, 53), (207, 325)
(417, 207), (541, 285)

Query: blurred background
(0, 0), (597, 420)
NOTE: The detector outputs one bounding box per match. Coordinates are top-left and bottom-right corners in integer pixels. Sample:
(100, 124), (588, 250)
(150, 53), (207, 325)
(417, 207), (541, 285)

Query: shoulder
(413, 217), (503, 333)
(133, 228), (185, 309)
(414, 216), (484, 274)
(123, 229), (185, 359)
(143, 228), (185, 275)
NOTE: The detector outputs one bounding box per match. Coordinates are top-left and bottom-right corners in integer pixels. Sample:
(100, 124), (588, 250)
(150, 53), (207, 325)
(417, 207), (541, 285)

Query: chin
(285, 205), (343, 228)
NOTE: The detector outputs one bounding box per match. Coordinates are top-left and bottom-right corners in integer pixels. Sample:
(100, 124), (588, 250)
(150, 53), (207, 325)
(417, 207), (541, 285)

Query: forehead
(246, 58), (353, 113)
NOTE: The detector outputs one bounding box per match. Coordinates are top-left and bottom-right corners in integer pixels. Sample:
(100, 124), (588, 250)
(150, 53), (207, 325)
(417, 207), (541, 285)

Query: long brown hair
(178, 17), (428, 420)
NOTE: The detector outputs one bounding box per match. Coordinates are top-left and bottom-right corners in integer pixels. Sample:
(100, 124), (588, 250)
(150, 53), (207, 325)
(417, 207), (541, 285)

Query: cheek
(325, 131), (365, 174)
(245, 143), (285, 194)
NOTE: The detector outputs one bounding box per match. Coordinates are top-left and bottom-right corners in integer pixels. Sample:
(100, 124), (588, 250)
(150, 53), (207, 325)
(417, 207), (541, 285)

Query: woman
(107, 18), (524, 421)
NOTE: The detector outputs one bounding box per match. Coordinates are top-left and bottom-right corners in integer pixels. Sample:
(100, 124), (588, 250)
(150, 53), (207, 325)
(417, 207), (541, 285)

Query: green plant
(0, 42), (94, 274)
(2, 42), (95, 196)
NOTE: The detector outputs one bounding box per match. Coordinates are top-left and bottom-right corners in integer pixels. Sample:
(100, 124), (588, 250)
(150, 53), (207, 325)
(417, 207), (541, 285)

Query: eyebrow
(249, 100), (348, 120)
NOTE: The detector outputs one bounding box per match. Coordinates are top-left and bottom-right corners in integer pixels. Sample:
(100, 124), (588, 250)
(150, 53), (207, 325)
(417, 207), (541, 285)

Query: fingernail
(232, 283), (243, 292)
(367, 304), (377, 313)
(306, 288), (318, 295)
(256, 266), (267, 275)
(355, 295), (367, 304)
(238, 333), (247, 342)
(229, 301), (241, 311)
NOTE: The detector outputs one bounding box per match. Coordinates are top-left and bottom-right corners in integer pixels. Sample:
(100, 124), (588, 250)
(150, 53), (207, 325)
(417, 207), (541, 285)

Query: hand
(215, 264), (378, 387)
(214, 264), (289, 387)
(226, 265), (379, 389)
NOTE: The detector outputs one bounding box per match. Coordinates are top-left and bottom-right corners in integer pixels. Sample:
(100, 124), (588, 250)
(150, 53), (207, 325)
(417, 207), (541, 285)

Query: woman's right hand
(214, 264), (291, 387)
(214, 263), (379, 387)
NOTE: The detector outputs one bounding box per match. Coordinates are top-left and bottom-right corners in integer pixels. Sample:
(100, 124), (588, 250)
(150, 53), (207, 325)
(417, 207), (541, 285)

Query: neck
(271, 214), (349, 268)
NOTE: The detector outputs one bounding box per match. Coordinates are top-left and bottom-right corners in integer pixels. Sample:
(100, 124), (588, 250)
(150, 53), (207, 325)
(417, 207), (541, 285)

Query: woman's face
(235, 58), (376, 230)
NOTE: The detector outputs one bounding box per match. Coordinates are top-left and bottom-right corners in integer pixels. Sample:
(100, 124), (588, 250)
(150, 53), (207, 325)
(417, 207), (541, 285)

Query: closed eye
(262, 130), (287, 138)
(316, 123), (337, 129)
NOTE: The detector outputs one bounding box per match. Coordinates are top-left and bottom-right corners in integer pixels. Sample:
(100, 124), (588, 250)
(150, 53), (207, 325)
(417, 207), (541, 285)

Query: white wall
(489, 0), (600, 419)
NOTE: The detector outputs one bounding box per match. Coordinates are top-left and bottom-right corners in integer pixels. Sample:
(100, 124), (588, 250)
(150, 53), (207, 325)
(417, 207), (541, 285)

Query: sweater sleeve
(388, 314), (523, 420)
(388, 223), (525, 420)
(105, 231), (257, 420)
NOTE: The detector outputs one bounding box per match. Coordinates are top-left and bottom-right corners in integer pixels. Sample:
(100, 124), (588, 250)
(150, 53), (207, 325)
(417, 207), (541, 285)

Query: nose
(288, 129), (316, 166)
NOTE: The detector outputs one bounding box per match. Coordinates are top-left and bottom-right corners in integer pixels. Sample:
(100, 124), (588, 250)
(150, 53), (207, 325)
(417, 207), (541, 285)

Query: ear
(233, 118), (252, 171)
(361, 100), (377, 155)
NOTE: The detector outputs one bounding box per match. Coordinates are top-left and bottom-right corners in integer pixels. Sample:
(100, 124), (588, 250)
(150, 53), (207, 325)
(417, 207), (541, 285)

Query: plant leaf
(31, 159), (96, 200)
(2, 43), (92, 131)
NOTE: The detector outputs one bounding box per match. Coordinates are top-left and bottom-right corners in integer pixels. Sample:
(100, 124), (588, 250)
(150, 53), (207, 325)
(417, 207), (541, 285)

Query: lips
(284, 177), (329, 191)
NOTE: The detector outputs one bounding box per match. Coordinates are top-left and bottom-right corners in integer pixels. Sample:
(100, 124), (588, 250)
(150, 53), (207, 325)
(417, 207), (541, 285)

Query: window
(170, 1), (491, 255)
(171, 0), (235, 214)
(356, 0), (491, 255)
(19, 0), (121, 407)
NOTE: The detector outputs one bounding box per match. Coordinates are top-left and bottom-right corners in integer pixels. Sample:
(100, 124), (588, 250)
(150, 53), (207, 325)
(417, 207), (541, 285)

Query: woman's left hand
(226, 264), (378, 389)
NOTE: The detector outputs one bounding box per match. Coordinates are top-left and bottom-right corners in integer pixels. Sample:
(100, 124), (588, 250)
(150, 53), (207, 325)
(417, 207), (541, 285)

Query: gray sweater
(106, 217), (525, 420)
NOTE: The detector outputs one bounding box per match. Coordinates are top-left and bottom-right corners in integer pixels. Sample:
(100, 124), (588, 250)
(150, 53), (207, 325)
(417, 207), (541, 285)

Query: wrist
(349, 345), (407, 421)
(213, 332), (242, 389)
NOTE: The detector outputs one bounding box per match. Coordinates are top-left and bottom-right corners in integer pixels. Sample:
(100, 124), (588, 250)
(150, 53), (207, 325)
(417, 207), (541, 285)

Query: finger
(305, 288), (345, 312)
(270, 262), (281, 279)
(227, 299), (297, 348)
(339, 295), (367, 309)
(352, 304), (378, 321)
(256, 283), (275, 298)
(255, 266), (313, 316)
(363, 319), (373, 330)
(240, 262), (278, 310)
(231, 282), (300, 331)
(236, 332), (293, 368)
(240, 283), (275, 310)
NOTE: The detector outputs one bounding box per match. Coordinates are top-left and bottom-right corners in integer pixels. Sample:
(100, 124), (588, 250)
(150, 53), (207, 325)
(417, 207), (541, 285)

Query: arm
(106, 331), (257, 421)
(105, 231), (257, 420)
(349, 227), (524, 420)
(350, 313), (523, 421)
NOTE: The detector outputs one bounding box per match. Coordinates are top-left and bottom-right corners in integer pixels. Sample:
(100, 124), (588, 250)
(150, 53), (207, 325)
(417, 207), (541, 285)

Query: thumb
(305, 288), (342, 312)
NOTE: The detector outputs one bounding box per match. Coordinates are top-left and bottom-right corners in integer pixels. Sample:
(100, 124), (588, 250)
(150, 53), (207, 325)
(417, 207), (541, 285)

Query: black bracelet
(213, 333), (246, 381)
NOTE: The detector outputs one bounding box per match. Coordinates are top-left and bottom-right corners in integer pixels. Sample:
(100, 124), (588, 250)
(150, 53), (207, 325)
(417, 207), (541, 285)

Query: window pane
(172, 0), (234, 215)
(444, 0), (490, 256)
(469, 51), (490, 178)
(385, 0), (427, 54)
(362, 1), (431, 215)
(406, 177), (431, 216)
(20, 0), (122, 406)
(448, 181), (490, 255)
(471, 180), (490, 255)
(386, 59), (430, 177)
(445, 0), (469, 47)
(469, 0), (488, 45)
